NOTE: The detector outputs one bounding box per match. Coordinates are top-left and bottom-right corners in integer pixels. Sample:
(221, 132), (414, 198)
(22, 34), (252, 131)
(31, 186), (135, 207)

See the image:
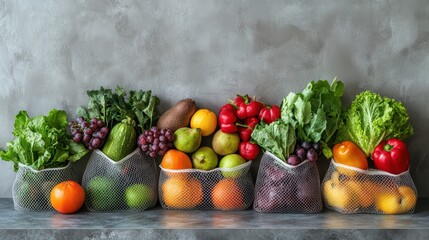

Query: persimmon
(50, 180), (85, 214)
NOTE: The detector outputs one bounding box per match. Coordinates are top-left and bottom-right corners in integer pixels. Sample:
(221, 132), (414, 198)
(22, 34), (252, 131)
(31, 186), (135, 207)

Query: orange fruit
(50, 180), (85, 214)
(161, 176), (203, 209)
(211, 179), (244, 210)
(190, 109), (217, 136)
(160, 149), (193, 170)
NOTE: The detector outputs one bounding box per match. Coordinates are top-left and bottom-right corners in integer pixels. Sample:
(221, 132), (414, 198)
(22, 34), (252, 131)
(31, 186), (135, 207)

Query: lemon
(190, 109), (217, 136)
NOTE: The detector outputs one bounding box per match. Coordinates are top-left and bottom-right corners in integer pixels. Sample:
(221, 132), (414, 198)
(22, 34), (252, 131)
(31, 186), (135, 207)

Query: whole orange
(211, 179), (244, 210)
(161, 177), (203, 209)
(160, 149), (193, 170)
(190, 109), (217, 136)
(50, 180), (85, 214)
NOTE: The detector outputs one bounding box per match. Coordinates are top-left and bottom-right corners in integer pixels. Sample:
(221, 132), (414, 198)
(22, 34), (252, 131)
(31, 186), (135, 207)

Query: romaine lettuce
(0, 109), (88, 171)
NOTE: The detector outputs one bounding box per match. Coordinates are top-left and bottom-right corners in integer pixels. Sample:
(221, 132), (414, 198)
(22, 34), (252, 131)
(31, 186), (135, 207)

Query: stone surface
(1, 1), (429, 199)
(0, 198), (428, 239)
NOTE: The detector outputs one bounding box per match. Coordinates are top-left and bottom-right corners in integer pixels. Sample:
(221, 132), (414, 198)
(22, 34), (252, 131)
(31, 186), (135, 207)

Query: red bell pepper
(371, 138), (410, 174)
(259, 104), (281, 124)
(218, 105), (238, 133)
(239, 141), (260, 160)
(238, 117), (259, 141)
(234, 95), (263, 119)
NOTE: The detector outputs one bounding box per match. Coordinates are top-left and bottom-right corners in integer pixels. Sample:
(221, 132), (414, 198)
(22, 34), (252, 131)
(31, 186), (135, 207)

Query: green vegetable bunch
(0, 109), (88, 171)
(77, 86), (160, 133)
(251, 78), (344, 161)
(335, 90), (414, 156)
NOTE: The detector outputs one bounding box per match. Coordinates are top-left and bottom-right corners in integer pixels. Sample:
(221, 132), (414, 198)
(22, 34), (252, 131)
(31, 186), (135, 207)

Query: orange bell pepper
(332, 141), (368, 170)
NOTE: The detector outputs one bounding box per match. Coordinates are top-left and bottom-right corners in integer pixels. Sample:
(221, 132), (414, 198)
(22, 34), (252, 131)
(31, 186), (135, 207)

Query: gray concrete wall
(1, 0), (428, 198)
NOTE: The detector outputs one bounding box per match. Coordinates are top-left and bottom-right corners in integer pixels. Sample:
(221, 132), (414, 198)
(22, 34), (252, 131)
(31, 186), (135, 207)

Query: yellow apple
(375, 186), (417, 214)
(345, 179), (383, 209)
(323, 179), (358, 212)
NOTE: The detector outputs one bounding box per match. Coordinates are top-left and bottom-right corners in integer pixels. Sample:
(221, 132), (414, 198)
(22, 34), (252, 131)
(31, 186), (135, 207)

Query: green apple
(125, 183), (154, 209)
(87, 176), (119, 211)
(212, 130), (240, 156)
(219, 154), (246, 178)
(192, 146), (219, 171)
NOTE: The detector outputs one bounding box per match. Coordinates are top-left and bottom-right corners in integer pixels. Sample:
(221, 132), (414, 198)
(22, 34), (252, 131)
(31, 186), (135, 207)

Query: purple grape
(84, 128), (93, 135)
(146, 135), (153, 143)
(141, 145), (149, 152)
(159, 142), (167, 150)
(76, 116), (84, 123)
(159, 135), (166, 142)
(71, 128), (79, 135)
(152, 144), (159, 152)
(73, 133), (82, 142)
(96, 120), (103, 128)
(307, 149), (318, 162)
(91, 118), (98, 125)
(295, 146), (306, 160)
(100, 127), (109, 135)
(138, 137), (147, 146)
(287, 155), (301, 166)
(149, 151), (156, 158)
(81, 121), (89, 128)
(301, 141), (311, 150)
(91, 138), (101, 148)
(160, 129), (166, 135)
(83, 134), (91, 142)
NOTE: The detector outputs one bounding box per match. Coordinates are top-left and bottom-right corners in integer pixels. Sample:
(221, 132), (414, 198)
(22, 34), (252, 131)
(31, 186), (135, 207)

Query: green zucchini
(102, 118), (137, 161)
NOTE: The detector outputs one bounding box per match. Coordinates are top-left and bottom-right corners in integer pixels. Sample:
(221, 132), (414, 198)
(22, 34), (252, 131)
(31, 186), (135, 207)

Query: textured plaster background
(0, 0), (428, 197)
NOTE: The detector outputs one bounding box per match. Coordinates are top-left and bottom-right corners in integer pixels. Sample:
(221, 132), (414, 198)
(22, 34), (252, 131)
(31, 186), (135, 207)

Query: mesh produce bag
(159, 161), (254, 211)
(253, 152), (323, 213)
(322, 160), (417, 214)
(12, 162), (78, 211)
(82, 148), (158, 212)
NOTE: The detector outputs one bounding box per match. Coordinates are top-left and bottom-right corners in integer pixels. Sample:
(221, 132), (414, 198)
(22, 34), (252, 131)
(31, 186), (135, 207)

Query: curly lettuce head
(336, 90), (413, 156)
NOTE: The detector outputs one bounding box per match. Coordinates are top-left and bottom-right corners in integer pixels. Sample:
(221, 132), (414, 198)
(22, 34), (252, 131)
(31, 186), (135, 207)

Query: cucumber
(102, 118), (137, 161)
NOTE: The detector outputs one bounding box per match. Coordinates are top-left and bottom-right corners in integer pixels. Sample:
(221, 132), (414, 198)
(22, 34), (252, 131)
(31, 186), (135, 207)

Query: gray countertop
(1, 198), (428, 240)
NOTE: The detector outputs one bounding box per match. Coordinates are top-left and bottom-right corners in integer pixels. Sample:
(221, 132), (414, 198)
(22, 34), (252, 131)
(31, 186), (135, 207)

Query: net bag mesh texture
(12, 162), (78, 211)
(322, 159), (417, 214)
(253, 152), (323, 213)
(82, 148), (158, 212)
(158, 161), (254, 211)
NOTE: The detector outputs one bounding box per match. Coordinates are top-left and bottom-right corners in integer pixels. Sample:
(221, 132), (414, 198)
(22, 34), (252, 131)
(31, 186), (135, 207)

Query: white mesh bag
(253, 152), (323, 213)
(159, 161), (254, 211)
(322, 159), (417, 214)
(82, 148), (158, 211)
(12, 162), (78, 211)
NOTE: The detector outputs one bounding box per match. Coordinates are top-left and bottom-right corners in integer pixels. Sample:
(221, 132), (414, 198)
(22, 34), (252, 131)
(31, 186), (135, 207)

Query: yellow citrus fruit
(190, 109), (217, 136)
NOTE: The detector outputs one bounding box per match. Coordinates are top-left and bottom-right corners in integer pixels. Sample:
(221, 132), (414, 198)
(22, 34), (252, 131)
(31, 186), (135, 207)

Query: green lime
(125, 184), (153, 209)
(87, 176), (119, 211)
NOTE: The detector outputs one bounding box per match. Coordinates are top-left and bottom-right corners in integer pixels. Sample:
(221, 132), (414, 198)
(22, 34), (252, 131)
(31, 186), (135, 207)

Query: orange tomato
(211, 179), (244, 210)
(50, 180), (85, 214)
(161, 176), (203, 209)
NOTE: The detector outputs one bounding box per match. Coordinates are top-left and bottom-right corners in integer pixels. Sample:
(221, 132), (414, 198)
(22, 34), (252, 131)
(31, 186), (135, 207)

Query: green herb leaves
(77, 86), (160, 133)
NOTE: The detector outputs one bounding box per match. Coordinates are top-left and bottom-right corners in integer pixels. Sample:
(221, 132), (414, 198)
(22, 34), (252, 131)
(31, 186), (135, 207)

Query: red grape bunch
(138, 126), (174, 158)
(69, 117), (109, 150)
(287, 141), (321, 166)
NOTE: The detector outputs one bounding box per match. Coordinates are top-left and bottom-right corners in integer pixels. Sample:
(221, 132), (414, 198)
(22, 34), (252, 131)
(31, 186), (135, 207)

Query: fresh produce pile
(322, 90), (417, 214)
(0, 80), (418, 214)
